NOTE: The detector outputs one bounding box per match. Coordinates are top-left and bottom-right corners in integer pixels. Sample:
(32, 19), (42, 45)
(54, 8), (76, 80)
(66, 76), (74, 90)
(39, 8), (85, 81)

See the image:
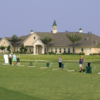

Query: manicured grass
(0, 54), (100, 100)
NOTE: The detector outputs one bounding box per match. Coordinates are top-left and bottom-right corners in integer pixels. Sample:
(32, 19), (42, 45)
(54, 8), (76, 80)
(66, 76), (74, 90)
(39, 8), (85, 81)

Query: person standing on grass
(12, 54), (17, 65)
(58, 56), (62, 69)
(79, 56), (85, 72)
(17, 56), (20, 65)
(9, 53), (12, 65)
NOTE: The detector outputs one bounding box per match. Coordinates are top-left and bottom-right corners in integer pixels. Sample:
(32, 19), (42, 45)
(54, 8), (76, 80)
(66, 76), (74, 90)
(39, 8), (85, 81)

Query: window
(16, 47), (18, 52)
(68, 48), (70, 53)
(29, 47), (31, 52)
(55, 48), (57, 53)
(81, 48), (84, 52)
(33, 36), (36, 39)
(64, 48), (66, 53)
(50, 48), (53, 52)
(59, 48), (61, 53)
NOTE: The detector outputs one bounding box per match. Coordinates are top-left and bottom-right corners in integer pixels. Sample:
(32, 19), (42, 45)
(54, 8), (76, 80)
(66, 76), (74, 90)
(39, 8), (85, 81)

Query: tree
(7, 45), (11, 53)
(66, 33), (83, 54)
(0, 46), (5, 53)
(20, 44), (27, 54)
(0, 37), (2, 40)
(9, 35), (21, 52)
(41, 34), (53, 54)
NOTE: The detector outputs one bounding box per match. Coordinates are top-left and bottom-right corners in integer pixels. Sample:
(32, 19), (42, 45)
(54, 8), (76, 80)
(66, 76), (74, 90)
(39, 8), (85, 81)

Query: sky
(0, 0), (100, 37)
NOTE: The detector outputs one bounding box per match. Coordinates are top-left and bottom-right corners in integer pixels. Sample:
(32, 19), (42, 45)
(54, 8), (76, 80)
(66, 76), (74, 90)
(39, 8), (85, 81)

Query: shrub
(48, 51), (56, 55)
(78, 52), (85, 55)
(90, 53), (100, 55)
(62, 52), (74, 55)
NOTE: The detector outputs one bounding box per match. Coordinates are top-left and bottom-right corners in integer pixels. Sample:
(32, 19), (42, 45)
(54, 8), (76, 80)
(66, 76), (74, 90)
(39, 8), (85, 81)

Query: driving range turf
(0, 54), (100, 100)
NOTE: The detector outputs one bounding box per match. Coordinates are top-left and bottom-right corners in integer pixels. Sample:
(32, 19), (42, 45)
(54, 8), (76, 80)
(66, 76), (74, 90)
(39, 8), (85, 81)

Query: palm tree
(9, 35), (21, 52)
(66, 33), (83, 54)
(41, 34), (53, 54)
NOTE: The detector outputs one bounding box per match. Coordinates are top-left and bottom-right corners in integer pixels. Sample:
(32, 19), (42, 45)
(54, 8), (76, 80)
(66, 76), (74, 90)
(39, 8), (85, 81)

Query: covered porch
(33, 39), (45, 55)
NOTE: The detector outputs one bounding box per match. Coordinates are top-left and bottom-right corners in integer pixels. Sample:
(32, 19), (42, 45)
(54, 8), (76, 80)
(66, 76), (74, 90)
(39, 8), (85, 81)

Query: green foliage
(78, 52), (85, 55)
(0, 58), (100, 100)
(62, 52), (75, 55)
(48, 51), (56, 55)
(9, 35), (21, 52)
(90, 53), (100, 55)
(0, 46), (5, 50)
(41, 34), (53, 45)
(62, 52), (85, 55)
(7, 45), (11, 53)
(66, 33), (82, 44)
(0, 46), (5, 53)
(0, 37), (2, 40)
(41, 35), (53, 54)
(20, 44), (27, 53)
(66, 33), (83, 54)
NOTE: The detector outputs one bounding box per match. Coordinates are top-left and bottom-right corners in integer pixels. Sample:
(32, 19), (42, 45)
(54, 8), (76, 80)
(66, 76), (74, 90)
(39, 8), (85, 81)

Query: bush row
(90, 53), (100, 55)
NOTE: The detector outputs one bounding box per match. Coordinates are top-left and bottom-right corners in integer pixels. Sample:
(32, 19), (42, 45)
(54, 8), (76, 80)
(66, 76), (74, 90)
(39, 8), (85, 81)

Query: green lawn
(0, 54), (100, 100)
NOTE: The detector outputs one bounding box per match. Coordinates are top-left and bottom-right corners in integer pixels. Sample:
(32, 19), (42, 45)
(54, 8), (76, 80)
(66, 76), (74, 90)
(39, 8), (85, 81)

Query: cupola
(52, 20), (57, 34)
(79, 28), (83, 33)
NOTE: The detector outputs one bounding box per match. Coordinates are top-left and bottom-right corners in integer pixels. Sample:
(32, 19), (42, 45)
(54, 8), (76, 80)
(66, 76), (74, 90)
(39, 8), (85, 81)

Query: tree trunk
(14, 45), (16, 53)
(47, 45), (48, 54)
(73, 43), (75, 54)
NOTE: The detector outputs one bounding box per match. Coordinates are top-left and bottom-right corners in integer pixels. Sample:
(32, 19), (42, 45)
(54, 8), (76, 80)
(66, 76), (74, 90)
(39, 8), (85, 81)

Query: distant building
(0, 20), (100, 55)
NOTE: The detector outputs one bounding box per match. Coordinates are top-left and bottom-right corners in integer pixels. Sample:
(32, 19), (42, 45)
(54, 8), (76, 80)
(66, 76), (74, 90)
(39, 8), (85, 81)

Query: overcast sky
(0, 0), (100, 37)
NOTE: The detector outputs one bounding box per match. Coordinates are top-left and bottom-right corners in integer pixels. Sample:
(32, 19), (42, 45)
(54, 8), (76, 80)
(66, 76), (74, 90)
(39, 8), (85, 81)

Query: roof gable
(23, 33), (40, 46)
(0, 38), (12, 47)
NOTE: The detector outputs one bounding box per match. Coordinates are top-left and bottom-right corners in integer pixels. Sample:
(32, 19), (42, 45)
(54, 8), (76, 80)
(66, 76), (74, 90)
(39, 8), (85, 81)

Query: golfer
(17, 56), (20, 65)
(12, 54), (17, 65)
(79, 56), (85, 72)
(58, 56), (62, 69)
(9, 53), (12, 65)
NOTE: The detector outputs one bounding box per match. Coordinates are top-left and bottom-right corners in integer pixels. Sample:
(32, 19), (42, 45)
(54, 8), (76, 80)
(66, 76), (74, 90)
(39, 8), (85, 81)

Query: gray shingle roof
(36, 32), (100, 47)
(6, 32), (100, 47)
(6, 34), (31, 46)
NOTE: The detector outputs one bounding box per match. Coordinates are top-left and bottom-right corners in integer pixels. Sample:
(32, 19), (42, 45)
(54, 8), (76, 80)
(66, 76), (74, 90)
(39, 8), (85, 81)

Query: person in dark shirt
(79, 56), (85, 72)
(58, 56), (62, 69)
(17, 56), (20, 65)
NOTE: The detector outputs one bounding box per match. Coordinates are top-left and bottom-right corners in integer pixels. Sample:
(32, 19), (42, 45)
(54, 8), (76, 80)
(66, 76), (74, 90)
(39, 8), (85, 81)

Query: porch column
(42, 46), (44, 54)
(33, 46), (34, 54)
(37, 46), (38, 54)
(34, 45), (36, 55)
